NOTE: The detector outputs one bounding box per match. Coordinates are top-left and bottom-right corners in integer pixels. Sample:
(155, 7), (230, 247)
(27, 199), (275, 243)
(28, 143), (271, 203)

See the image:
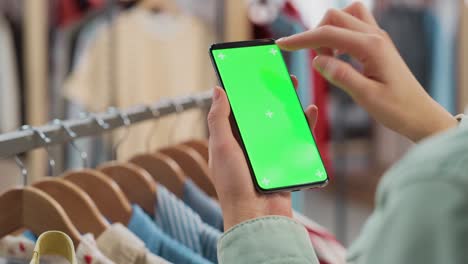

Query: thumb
(313, 55), (379, 97)
(207, 87), (235, 145)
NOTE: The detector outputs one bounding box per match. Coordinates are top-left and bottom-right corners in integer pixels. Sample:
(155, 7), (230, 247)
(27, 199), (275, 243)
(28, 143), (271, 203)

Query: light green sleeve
(362, 181), (468, 264)
(217, 216), (319, 264)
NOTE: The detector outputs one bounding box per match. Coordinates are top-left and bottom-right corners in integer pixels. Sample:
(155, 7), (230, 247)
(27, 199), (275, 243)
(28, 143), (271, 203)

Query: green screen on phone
(211, 42), (328, 191)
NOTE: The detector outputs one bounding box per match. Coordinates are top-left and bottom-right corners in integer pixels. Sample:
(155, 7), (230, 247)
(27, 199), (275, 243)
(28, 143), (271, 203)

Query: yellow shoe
(30, 231), (76, 264)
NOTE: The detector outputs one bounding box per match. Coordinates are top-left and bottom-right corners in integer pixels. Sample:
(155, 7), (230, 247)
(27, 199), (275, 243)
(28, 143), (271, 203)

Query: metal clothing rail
(0, 92), (212, 159)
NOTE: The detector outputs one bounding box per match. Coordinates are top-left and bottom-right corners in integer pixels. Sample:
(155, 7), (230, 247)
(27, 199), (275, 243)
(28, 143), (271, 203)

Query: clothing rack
(0, 91), (212, 159)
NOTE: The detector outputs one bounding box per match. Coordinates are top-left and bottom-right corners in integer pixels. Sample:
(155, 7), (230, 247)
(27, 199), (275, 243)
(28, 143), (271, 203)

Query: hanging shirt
(183, 179), (223, 231)
(76, 234), (115, 264)
(377, 7), (433, 92)
(1, 233), (115, 264)
(128, 205), (212, 264)
(155, 185), (221, 263)
(0, 235), (35, 260)
(427, 0), (458, 114)
(64, 7), (216, 160)
(96, 223), (170, 264)
(175, 0), (217, 27)
(0, 15), (20, 133)
(57, 0), (105, 27)
(58, 10), (115, 170)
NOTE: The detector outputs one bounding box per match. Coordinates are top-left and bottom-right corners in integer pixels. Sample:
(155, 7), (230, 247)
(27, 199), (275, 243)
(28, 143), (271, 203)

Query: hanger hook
(194, 94), (209, 109)
(52, 119), (88, 169)
(14, 155), (28, 186)
(91, 114), (110, 130)
(194, 94), (210, 129)
(145, 105), (162, 152)
(167, 100), (185, 145)
(20, 125), (56, 176)
(107, 107), (131, 160)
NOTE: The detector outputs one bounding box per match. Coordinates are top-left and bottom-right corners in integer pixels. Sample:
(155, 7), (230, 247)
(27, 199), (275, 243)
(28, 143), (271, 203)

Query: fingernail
(313, 56), (326, 72)
(213, 87), (221, 101)
(276, 36), (288, 42)
(313, 56), (336, 80)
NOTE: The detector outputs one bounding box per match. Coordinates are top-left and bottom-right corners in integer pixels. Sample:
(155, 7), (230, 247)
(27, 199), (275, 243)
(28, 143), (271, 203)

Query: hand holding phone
(209, 39), (328, 193)
(208, 85), (320, 230)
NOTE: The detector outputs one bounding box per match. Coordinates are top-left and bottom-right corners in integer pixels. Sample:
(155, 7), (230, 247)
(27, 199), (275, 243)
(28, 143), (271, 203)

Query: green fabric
(219, 117), (468, 264)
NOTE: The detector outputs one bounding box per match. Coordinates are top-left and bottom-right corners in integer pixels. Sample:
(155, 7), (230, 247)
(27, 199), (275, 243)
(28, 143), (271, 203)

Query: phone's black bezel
(209, 38), (329, 194)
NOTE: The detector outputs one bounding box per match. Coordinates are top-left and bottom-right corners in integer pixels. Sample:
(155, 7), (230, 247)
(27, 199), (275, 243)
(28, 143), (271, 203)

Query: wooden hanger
(159, 145), (217, 197)
(63, 169), (133, 225)
(32, 179), (109, 236)
(181, 139), (209, 162)
(0, 187), (81, 246)
(98, 162), (157, 216)
(130, 153), (186, 198)
(138, 0), (180, 14)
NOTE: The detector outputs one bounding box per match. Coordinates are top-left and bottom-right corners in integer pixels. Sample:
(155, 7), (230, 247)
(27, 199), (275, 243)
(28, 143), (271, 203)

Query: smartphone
(209, 39), (328, 193)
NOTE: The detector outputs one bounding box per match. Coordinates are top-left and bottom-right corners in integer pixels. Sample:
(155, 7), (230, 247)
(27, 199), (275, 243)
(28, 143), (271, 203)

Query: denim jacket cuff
(217, 216), (319, 264)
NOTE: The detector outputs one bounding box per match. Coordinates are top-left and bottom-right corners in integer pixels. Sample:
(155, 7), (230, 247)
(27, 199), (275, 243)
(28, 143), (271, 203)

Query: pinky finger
(290, 74), (299, 89)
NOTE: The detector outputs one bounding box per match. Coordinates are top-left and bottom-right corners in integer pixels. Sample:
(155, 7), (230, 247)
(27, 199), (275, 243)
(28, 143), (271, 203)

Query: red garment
(58, 0), (104, 27)
(311, 51), (332, 177)
(283, 1), (302, 20)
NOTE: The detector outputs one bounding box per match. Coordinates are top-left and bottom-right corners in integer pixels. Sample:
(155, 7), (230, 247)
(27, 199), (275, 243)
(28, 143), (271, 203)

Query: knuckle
(351, 1), (366, 11)
(378, 29), (391, 40)
(211, 140), (234, 157)
(317, 25), (335, 36)
(207, 109), (218, 128)
(327, 61), (350, 85)
(367, 34), (386, 49)
(358, 83), (382, 102)
(333, 63), (350, 83)
(324, 8), (340, 22)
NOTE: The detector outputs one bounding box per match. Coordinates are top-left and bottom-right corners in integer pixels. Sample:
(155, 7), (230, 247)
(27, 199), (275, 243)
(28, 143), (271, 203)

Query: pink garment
(294, 212), (347, 264)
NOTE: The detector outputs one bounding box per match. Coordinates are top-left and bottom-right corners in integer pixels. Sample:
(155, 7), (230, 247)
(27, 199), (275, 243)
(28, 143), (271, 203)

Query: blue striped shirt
(155, 185), (221, 263)
(128, 205), (211, 264)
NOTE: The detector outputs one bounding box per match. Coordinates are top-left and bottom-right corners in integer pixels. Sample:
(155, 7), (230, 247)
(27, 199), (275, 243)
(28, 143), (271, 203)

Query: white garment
(0, 15), (21, 133)
(96, 223), (171, 264)
(76, 234), (115, 264)
(64, 8), (215, 160)
(0, 235), (35, 259)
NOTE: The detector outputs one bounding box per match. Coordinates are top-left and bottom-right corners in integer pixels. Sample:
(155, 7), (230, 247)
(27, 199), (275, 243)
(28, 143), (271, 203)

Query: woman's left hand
(208, 76), (318, 230)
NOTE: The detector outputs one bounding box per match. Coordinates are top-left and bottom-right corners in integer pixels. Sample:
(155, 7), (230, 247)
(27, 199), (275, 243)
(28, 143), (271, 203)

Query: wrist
(414, 115), (458, 142)
(221, 201), (292, 231)
(403, 100), (458, 142)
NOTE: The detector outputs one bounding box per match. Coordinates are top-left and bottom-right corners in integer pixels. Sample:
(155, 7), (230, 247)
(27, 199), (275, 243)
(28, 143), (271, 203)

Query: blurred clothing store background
(0, 0), (466, 249)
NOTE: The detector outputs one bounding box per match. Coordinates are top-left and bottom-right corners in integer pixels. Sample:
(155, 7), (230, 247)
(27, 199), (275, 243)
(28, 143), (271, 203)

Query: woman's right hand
(277, 2), (457, 142)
